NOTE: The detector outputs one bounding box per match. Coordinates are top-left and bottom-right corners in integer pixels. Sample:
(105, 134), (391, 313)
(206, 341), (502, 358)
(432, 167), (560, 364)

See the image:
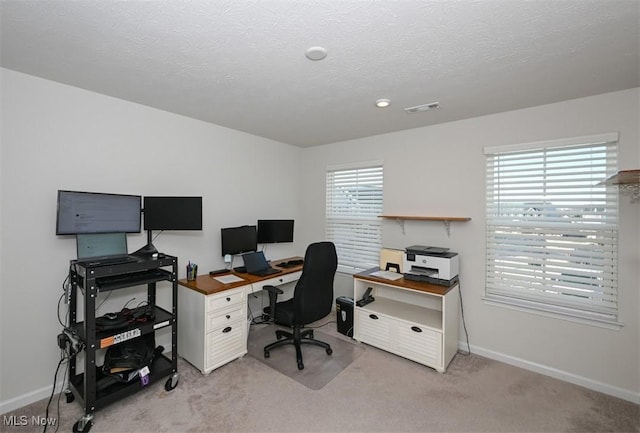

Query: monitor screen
(257, 219), (294, 243)
(76, 232), (128, 260)
(221, 225), (257, 256)
(143, 196), (203, 230)
(56, 190), (142, 235)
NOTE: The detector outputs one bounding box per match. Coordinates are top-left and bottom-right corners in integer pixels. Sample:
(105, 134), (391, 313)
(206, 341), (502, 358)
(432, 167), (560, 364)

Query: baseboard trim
(4, 345), (638, 413)
(0, 379), (66, 415)
(461, 342), (639, 404)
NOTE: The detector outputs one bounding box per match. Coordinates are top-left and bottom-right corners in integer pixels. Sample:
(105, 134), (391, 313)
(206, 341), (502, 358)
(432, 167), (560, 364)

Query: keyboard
(251, 267), (281, 277)
(78, 255), (137, 267)
(278, 259), (304, 268)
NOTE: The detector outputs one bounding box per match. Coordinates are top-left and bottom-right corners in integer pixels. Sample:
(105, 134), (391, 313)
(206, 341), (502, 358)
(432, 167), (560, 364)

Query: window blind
(484, 134), (619, 323)
(326, 163), (383, 273)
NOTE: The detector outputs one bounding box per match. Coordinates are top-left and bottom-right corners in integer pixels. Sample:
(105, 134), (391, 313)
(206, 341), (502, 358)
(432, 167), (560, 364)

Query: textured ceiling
(1, 0), (639, 147)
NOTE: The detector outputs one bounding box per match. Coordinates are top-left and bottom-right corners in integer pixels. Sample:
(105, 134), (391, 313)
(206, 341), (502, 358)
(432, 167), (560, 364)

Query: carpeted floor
(246, 324), (365, 389)
(2, 321), (638, 433)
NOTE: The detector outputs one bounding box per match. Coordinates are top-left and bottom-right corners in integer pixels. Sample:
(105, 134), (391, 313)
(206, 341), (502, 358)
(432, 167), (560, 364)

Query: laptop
(76, 232), (136, 266)
(242, 251), (281, 276)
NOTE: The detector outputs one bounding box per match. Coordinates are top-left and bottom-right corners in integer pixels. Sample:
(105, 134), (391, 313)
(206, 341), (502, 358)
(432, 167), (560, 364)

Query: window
(326, 162), (383, 273)
(484, 133), (620, 326)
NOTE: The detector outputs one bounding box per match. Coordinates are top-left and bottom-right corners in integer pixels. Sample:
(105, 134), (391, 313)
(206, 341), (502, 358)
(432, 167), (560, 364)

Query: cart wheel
(65, 391), (75, 403)
(264, 350), (270, 359)
(72, 420), (92, 433)
(326, 348), (333, 355)
(165, 374), (179, 391)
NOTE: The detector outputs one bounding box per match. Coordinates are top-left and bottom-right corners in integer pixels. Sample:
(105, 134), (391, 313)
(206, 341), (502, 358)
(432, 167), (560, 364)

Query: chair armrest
(262, 285), (283, 321)
(262, 285), (284, 295)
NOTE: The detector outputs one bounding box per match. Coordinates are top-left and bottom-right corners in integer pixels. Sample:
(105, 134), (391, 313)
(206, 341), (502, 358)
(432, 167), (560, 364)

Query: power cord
(43, 355), (66, 433)
(306, 320), (336, 329)
(457, 281), (471, 356)
(51, 356), (69, 433)
(48, 271), (80, 432)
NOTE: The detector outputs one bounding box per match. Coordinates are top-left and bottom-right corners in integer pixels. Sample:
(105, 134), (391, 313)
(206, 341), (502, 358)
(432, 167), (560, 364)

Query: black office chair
(262, 241), (338, 370)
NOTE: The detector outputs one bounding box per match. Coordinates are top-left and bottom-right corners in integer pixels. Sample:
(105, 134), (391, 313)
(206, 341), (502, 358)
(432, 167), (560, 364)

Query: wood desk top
(178, 256), (304, 296)
(354, 267), (457, 296)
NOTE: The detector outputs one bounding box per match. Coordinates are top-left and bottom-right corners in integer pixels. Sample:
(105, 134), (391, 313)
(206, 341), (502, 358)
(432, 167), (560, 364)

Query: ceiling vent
(404, 102), (440, 113)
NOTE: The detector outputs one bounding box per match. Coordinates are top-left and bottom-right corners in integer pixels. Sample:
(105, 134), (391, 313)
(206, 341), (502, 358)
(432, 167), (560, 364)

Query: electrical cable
(151, 230), (163, 243)
(53, 356), (69, 433)
(458, 282), (471, 355)
(95, 291), (113, 313)
(306, 320), (335, 329)
(43, 354), (66, 433)
(56, 292), (67, 329)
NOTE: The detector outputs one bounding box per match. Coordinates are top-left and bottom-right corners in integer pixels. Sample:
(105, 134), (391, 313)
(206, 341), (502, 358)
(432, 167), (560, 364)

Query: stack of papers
(214, 274), (244, 284)
(370, 270), (403, 281)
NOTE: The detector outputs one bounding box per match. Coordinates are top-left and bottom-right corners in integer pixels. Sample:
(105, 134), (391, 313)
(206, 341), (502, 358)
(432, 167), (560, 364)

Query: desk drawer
(206, 307), (245, 332)
(205, 320), (245, 371)
(355, 308), (394, 352)
(397, 323), (442, 367)
(206, 287), (245, 312)
(251, 271), (301, 293)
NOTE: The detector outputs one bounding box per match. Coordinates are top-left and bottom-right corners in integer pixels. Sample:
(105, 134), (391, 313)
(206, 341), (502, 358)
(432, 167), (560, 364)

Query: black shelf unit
(66, 255), (179, 432)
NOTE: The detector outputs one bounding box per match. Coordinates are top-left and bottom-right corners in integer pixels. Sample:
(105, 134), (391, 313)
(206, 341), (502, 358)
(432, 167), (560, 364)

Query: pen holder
(187, 264), (198, 281)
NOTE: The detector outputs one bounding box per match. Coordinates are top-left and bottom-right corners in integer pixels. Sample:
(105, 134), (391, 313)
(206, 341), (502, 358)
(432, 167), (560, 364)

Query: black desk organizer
(66, 255), (179, 433)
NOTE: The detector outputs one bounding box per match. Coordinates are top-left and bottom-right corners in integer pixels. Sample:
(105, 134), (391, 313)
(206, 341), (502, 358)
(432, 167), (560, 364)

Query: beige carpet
(247, 324), (364, 390)
(2, 322), (638, 433)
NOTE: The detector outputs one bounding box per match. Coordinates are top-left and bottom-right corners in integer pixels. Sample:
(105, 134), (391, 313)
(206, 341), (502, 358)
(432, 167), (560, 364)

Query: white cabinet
(178, 285), (247, 374)
(353, 271), (459, 372)
(177, 260), (303, 375)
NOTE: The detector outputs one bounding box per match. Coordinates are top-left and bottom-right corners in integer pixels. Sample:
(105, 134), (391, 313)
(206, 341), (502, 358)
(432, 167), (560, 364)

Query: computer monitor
(221, 225), (257, 256)
(257, 219), (294, 243)
(56, 190), (142, 235)
(143, 196), (203, 230)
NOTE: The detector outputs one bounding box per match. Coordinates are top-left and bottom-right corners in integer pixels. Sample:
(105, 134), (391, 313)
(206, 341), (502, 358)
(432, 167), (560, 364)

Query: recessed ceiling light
(375, 99), (391, 108)
(404, 102), (440, 113)
(305, 46), (327, 61)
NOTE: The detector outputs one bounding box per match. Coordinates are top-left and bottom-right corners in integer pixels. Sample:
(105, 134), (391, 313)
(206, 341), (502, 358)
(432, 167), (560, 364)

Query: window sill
(482, 296), (624, 330)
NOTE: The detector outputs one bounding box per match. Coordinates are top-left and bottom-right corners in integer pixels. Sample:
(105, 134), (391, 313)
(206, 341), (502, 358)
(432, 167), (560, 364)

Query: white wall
(299, 88), (640, 402)
(0, 69), (303, 411)
(1, 68), (638, 412)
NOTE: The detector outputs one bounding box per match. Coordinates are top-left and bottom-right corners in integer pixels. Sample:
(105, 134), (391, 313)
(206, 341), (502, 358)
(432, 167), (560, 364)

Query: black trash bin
(336, 296), (354, 337)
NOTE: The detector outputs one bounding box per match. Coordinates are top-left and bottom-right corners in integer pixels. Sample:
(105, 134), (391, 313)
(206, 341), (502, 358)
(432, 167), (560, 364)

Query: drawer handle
(369, 314), (379, 320)
(222, 326), (232, 333)
(226, 314), (231, 319)
(411, 326), (422, 333)
(226, 297), (231, 302)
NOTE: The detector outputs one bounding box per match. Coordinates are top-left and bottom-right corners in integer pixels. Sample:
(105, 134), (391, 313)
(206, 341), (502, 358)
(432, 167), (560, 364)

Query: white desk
(177, 257), (303, 374)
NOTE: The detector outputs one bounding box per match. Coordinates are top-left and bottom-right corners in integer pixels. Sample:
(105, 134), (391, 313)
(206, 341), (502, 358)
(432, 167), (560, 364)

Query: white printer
(403, 245), (459, 287)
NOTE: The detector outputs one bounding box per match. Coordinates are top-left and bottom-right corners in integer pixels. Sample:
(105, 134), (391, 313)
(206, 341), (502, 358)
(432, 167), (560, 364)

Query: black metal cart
(65, 255), (179, 433)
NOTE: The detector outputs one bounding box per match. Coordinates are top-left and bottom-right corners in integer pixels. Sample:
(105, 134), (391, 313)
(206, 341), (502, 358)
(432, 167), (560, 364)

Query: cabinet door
(354, 309), (395, 353)
(397, 324), (442, 368)
(205, 321), (245, 371)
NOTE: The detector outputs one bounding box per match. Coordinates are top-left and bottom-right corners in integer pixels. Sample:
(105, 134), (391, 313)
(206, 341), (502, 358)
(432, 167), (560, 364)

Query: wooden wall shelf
(598, 169), (640, 186)
(379, 215), (471, 236)
(598, 169), (640, 202)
